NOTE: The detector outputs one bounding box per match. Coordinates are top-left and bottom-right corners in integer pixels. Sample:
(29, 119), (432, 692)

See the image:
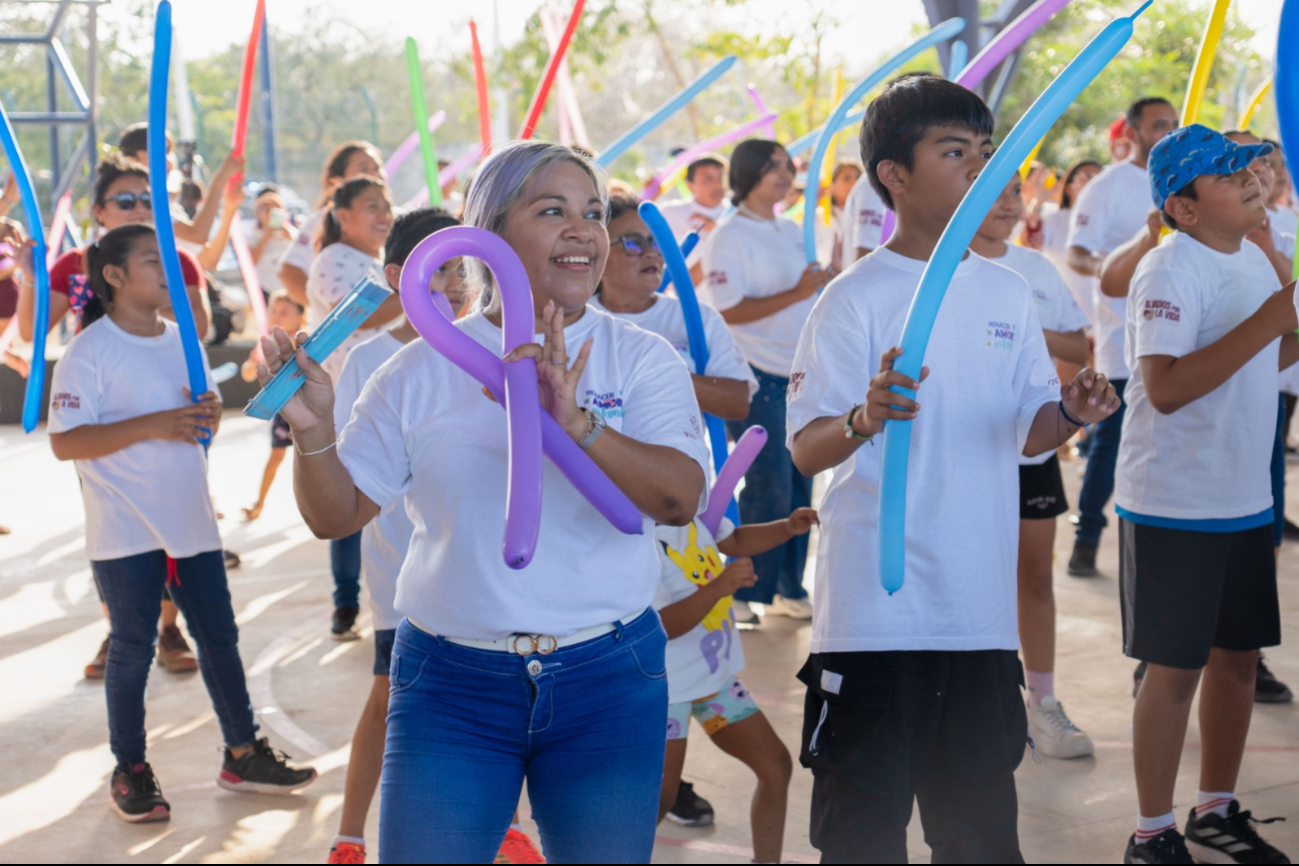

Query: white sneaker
(766, 595), (813, 620)
(732, 600), (760, 625)
(1028, 696), (1094, 759)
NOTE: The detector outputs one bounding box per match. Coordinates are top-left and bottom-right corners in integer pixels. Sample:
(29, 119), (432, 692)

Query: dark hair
(179, 179), (205, 201)
(1161, 178), (1199, 230)
(832, 160), (864, 183)
(81, 224), (156, 328)
(92, 153), (150, 215)
(686, 154), (725, 182)
(729, 139), (786, 206)
(319, 176), (389, 251)
(1126, 97), (1173, 129)
(859, 73), (994, 210)
(606, 192), (640, 224)
(254, 184), (281, 200)
(317, 141), (381, 208)
(383, 207), (460, 267)
(117, 122), (171, 158)
(1059, 159), (1103, 209)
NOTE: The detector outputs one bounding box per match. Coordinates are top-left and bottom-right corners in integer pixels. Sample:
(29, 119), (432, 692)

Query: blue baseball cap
(1149, 123), (1272, 212)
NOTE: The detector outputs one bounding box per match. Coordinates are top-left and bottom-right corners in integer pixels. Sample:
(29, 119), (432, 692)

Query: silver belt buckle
(511, 634), (558, 656)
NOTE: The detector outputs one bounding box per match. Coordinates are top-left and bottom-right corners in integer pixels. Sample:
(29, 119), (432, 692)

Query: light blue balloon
(149, 0), (210, 446)
(657, 231), (699, 293)
(947, 40), (969, 79)
(877, 1), (1151, 595)
(802, 17), (967, 264)
(596, 56), (737, 168)
(0, 102), (48, 432)
(1276, 1), (1299, 210)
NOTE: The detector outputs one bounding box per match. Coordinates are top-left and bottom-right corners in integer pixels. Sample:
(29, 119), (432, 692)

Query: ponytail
(316, 175), (388, 252)
(81, 223), (156, 328)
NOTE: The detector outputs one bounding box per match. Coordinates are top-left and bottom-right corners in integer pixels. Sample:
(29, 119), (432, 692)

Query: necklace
(738, 203), (780, 230)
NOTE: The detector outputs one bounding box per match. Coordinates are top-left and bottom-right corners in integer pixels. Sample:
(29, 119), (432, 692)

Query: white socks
(1136, 811), (1177, 841)
(332, 835), (365, 848)
(1196, 792), (1235, 820)
(1025, 669), (1054, 707)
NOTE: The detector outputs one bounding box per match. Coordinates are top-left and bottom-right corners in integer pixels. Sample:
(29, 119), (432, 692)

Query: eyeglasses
(609, 233), (660, 256)
(102, 192), (153, 211)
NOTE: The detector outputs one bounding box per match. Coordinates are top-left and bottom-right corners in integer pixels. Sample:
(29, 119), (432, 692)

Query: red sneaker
(495, 828), (545, 864)
(326, 840), (365, 864)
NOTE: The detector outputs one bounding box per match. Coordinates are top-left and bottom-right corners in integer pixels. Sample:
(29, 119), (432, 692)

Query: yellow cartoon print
(662, 521), (737, 674)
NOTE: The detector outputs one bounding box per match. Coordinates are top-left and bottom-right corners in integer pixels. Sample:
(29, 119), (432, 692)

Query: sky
(166, 0), (1288, 69)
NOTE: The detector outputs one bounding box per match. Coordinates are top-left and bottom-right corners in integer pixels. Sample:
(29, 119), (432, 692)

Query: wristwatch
(578, 408), (607, 450)
(844, 405), (873, 443)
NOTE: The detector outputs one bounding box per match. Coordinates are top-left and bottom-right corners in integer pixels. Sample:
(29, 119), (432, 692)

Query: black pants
(799, 650), (1027, 864)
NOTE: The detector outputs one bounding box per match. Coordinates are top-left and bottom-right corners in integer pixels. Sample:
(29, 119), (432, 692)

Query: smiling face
(600, 210), (664, 309)
(93, 174), (154, 231)
(497, 160), (609, 318)
(976, 176), (1025, 244)
(343, 148), (385, 184)
(336, 185), (393, 253)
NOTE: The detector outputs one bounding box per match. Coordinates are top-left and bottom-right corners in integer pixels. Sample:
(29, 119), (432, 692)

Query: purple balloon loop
(400, 226), (543, 569)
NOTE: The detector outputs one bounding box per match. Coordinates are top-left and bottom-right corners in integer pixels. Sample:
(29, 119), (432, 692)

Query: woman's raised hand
(502, 300), (593, 441)
(256, 326), (336, 440)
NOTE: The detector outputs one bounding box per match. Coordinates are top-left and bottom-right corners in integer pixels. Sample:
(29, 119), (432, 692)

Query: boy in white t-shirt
(786, 73), (1119, 863)
(1115, 125), (1298, 866)
(842, 167), (888, 261)
(659, 154), (728, 278)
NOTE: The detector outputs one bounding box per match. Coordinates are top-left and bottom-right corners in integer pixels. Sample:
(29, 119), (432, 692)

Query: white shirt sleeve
(1067, 181), (1108, 254)
(700, 304), (759, 394)
(48, 352), (100, 433)
(786, 295), (871, 445)
(702, 227), (749, 313)
(1012, 304), (1064, 453)
(1129, 266), (1203, 360)
(337, 367), (413, 511)
(333, 349), (367, 434)
(1042, 262), (1091, 333)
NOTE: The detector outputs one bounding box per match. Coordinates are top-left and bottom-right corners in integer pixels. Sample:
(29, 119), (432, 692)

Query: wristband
(295, 438), (337, 457)
(844, 405), (873, 443)
(1058, 400), (1087, 428)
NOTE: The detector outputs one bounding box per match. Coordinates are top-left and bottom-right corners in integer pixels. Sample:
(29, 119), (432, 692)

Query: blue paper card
(244, 274), (392, 421)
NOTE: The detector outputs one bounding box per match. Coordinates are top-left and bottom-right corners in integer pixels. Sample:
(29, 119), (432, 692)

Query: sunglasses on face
(610, 233), (660, 256)
(103, 192), (153, 211)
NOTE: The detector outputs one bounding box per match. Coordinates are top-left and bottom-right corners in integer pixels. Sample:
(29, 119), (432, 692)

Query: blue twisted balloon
(149, 0), (210, 445)
(802, 17), (967, 264)
(947, 40), (969, 79)
(1276, 0), (1299, 215)
(657, 231), (699, 293)
(877, 1), (1151, 594)
(0, 103), (48, 432)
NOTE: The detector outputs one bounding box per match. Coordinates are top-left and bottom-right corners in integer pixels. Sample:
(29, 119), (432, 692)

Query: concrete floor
(1, 414), (1296, 864)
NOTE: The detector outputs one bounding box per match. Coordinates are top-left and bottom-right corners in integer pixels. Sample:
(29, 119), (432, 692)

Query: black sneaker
(1283, 518), (1299, 541)
(217, 738), (317, 794)
(331, 606), (360, 641)
(1256, 656), (1294, 704)
(110, 762), (170, 823)
(1124, 829), (1193, 863)
(1134, 660), (1148, 698)
(223, 549), (242, 570)
(666, 780), (714, 827)
(1185, 801), (1289, 864)
(1068, 541), (1099, 577)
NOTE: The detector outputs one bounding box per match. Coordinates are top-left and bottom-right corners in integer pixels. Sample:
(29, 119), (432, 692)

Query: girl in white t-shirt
(256, 141), (710, 863)
(1027, 159), (1102, 323)
(654, 507), (817, 864)
(46, 224), (316, 825)
(970, 176), (1094, 761)
(246, 185), (297, 296)
(592, 192), (756, 420)
(702, 139), (829, 625)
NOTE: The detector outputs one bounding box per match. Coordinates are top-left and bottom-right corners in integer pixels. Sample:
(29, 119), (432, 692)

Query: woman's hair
(267, 289), (304, 314)
(606, 192), (639, 224)
(1059, 159), (1103, 210)
(81, 223), (156, 328)
(318, 175), (389, 252)
(728, 139), (785, 207)
(254, 184), (281, 201)
(316, 141), (382, 208)
(384, 207), (460, 268)
(92, 152), (150, 213)
(461, 141), (608, 309)
(831, 160), (864, 183)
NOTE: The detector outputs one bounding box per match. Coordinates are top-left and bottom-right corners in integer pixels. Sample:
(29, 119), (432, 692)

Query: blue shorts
(666, 676), (759, 740)
(271, 413), (292, 450)
(374, 628), (396, 676)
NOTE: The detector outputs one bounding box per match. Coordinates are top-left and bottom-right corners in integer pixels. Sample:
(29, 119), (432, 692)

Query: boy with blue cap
(1118, 124), (1299, 865)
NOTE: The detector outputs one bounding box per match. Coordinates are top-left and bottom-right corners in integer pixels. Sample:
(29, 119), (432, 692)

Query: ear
(102, 262), (126, 293)
(384, 262), (402, 292)
(1165, 194), (1197, 228)
(875, 160), (904, 205)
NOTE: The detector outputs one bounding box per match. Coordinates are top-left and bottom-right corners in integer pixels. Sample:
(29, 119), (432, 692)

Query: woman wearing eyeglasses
(591, 192), (755, 420)
(701, 139), (829, 626)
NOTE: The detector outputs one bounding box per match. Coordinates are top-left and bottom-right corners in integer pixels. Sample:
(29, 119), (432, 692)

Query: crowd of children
(3, 61), (1297, 866)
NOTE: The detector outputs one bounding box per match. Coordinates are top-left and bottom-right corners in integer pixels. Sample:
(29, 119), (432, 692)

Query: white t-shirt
(307, 242), (383, 379)
(279, 208), (325, 274)
(654, 517), (745, 704)
(660, 198), (727, 267)
(1270, 205), (1299, 240)
(337, 307), (711, 640)
(589, 295), (757, 395)
(843, 174), (887, 256)
(48, 318), (222, 561)
(1067, 160), (1154, 380)
(786, 248), (1060, 653)
(987, 244), (1089, 467)
(703, 212), (814, 377)
(1117, 232), (1281, 523)
(244, 221), (297, 297)
(1041, 207), (1094, 325)
(334, 331), (410, 631)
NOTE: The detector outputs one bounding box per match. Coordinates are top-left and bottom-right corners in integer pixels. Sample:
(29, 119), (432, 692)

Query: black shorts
(1019, 455), (1068, 520)
(271, 413), (293, 450)
(1120, 519), (1280, 669)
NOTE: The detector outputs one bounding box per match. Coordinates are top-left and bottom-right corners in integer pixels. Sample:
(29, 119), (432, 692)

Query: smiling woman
(254, 140), (710, 862)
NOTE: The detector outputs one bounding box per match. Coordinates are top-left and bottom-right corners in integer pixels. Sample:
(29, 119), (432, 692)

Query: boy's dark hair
(82, 224), (156, 328)
(686, 154), (725, 182)
(1060, 159), (1102, 209)
(383, 206), (459, 268)
(319, 175), (389, 252)
(1126, 97), (1173, 129)
(859, 72), (994, 210)
(267, 288), (304, 314)
(1160, 178), (1199, 230)
(92, 153), (150, 213)
(117, 122), (170, 158)
(254, 184), (281, 200)
(729, 139), (786, 206)
(606, 192), (640, 224)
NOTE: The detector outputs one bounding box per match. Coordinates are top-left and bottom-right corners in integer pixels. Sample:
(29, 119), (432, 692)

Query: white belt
(409, 608), (648, 656)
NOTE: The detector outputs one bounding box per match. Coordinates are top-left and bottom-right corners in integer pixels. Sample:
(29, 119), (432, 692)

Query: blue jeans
(93, 549), (257, 768)
(726, 366), (812, 604)
(1075, 378), (1128, 546)
(331, 531), (361, 610)
(378, 611), (668, 864)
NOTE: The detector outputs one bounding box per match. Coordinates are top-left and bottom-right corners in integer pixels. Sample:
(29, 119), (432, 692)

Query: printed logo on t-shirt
(686, 413), (702, 440)
(1077, 214), (1090, 227)
(585, 389), (625, 421)
(52, 391), (80, 411)
(985, 321), (1016, 350)
(859, 209), (883, 228)
(1142, 299), (1181, 322)
(788, 371), (805, 398)
(662, 522), (736, 674)
(1032, 288), (1050, 307)
(708, 271), (729, 286)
